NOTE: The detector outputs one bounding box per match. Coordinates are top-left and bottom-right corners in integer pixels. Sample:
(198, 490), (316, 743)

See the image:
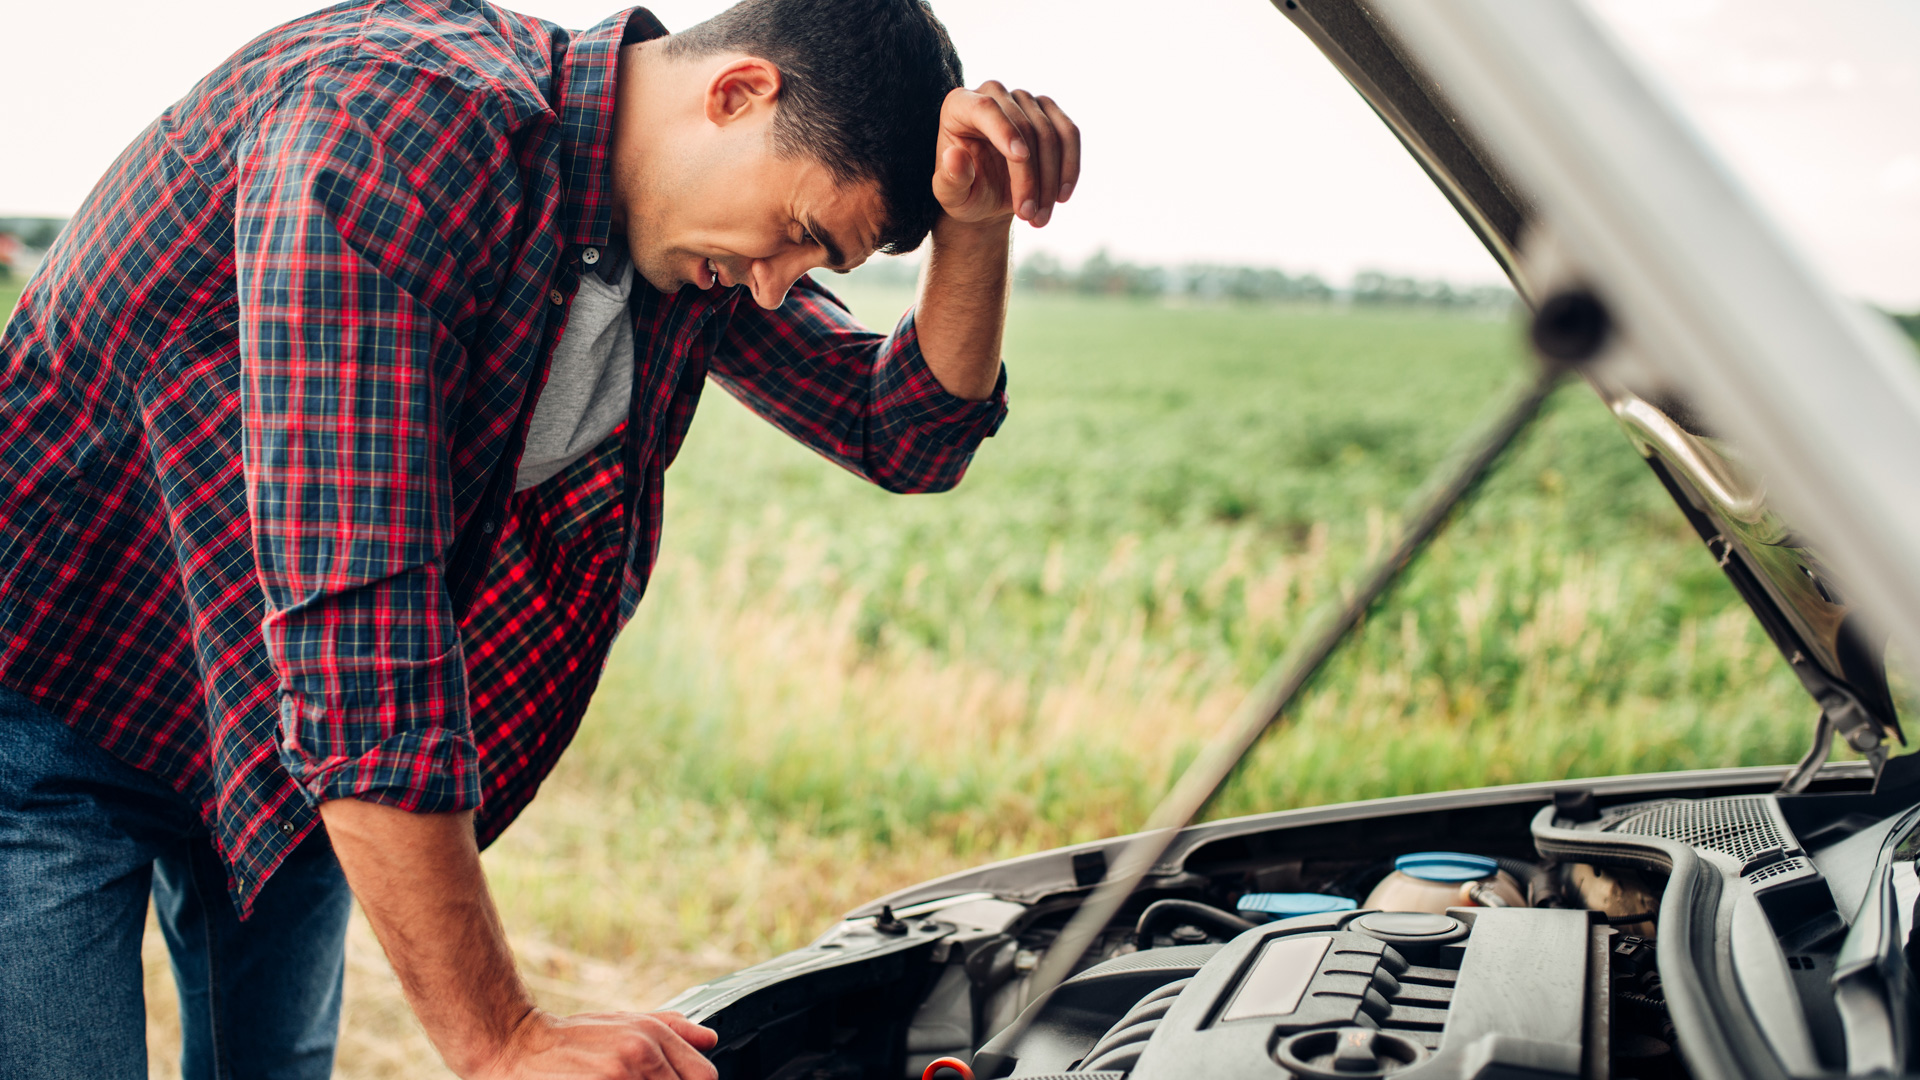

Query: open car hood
(1275, 0), (1918, 780)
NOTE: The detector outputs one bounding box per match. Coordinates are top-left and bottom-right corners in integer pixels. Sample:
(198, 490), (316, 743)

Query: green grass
(605, 281), (1809, 810)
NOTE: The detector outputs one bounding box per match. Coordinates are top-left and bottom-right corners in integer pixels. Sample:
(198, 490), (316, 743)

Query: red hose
(921, 1056), (975, 1080)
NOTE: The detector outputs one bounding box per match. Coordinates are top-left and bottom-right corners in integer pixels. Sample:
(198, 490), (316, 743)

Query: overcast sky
(4, 0), (1916, 304)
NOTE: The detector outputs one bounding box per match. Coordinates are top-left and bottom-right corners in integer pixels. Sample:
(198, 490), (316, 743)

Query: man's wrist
(930, 212), (1014, 252)
(459, 1003), (543, 1079)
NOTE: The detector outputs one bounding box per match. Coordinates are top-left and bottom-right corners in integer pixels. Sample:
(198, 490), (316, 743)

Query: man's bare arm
(915, 216), (1012, 401)
(915, 82), (1080, 401)
(319, 798), (717, 1080)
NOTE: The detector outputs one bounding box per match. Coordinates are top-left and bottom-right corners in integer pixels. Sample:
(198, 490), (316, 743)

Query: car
(657, 2), (1920, 1078)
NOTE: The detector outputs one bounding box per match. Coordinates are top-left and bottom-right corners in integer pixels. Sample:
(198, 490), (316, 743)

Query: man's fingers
(621, 1032), (673, 1079)
(1037, 94), (1082, 204)
(653, 1010), (719, 1052)
(1011, 89), (1061, 223)
(618, 1014), (717, 1080)
(938, 83), (1079, 224)
(952, 84), (1027, 166)
(648, 1018), (720, 1080)
(972, 82), (1042, 221)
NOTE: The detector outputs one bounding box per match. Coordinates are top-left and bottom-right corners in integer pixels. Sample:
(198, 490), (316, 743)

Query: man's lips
(694, 257), (736, 290)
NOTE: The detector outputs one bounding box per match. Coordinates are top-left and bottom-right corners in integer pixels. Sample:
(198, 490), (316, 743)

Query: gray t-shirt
(515, 241), (636, 491)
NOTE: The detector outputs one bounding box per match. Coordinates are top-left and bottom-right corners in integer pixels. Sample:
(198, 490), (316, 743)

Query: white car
(662, 3), (1920, 1078)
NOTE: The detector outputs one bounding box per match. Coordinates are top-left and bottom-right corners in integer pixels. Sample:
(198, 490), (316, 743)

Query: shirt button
(482, 520), (496, 534)
(280, 821), (295, 835)
(549, 289), (565, 305)
(581, 246), (600, 265)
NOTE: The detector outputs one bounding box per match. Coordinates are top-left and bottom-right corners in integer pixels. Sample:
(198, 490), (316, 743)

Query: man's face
(622, 124), (887, 311)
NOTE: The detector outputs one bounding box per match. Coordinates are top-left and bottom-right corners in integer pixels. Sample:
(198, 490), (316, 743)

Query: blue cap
(1394, 852), (1499, 883)
(1236, 892), (1359, 922)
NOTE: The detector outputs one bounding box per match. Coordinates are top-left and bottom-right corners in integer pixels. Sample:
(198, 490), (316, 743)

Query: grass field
(0, 272), (1867, 1076)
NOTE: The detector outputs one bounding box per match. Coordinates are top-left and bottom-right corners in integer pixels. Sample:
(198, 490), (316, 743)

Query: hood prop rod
(1000, 359), (1564, 1046)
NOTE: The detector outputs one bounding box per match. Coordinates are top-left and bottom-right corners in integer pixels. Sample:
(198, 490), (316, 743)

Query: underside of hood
(1273, 0), (1906, 778)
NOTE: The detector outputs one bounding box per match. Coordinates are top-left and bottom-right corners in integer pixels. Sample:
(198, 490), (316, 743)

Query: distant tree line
(1013, 249), (1518, 310)
(845, 248), (1515, 309)
(0, 218), (67, 280)
(0, 217), (65, 249)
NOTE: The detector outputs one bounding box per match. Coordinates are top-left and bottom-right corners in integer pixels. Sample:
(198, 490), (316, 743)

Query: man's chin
(631, 261), (684, 294)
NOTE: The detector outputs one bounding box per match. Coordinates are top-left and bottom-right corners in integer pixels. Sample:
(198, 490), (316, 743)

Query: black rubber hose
(1493, 856), (1562, 907)
(1134, 899), (1256, 944)
(1492, 856), (1540, 880)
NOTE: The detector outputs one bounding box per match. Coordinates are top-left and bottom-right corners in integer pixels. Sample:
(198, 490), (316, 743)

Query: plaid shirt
(0, 0), (1005, 915)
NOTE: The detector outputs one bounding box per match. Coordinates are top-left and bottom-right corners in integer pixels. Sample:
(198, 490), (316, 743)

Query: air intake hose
(1134, 899), (1256, 945)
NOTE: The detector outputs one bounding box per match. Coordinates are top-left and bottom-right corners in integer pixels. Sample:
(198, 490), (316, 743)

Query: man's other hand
(318, 798), (718, 1080)
(477, 1009), (719, 1080)
(933, 82), (1081, 229)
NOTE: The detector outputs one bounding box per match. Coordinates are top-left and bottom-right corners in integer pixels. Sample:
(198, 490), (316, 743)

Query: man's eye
(799, 229), (818, 247)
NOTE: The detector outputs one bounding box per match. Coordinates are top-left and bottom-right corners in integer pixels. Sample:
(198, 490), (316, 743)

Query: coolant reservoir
(1363, 852), (1525, 913)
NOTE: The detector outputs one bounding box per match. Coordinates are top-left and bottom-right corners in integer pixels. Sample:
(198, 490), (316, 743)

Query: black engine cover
(991, 906), (1597, 1080)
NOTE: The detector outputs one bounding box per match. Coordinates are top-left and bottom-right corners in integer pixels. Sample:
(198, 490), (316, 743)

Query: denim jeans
(0, 685), (353, 1079)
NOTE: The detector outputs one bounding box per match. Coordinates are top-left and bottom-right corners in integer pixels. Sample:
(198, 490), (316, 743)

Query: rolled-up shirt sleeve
(234, 65), (509, 814)
(707, 274), (1008, 494)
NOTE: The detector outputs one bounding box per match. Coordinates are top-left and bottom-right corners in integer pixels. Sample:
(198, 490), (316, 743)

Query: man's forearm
(914, 215), (1012, 401)
(319, 799), (531, 1076)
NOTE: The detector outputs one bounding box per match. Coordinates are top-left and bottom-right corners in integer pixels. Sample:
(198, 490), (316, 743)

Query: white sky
(3, 0), (1916, 304)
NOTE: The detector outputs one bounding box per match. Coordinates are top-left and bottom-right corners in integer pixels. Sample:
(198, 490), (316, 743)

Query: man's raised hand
(932, 82), (1081, 229)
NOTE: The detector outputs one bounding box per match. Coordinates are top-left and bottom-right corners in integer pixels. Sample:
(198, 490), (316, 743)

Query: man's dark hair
(665, 0), (964, 255)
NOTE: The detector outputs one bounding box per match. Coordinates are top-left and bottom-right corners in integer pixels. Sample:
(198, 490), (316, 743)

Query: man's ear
(704, 55), (781, 127)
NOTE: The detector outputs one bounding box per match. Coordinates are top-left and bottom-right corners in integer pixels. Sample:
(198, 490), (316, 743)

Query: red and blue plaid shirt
(0, 0), (1004, 915)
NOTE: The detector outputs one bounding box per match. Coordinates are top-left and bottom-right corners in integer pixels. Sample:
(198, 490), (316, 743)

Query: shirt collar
(555, 7), (668, 250)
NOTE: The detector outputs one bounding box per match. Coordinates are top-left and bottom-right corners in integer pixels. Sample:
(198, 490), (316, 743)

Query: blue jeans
(0, 686), (353, 1079)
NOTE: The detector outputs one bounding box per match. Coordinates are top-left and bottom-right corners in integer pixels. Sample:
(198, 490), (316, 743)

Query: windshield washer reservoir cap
(1236, 892), (1359, 922)
(1394, 851), (1498, 883)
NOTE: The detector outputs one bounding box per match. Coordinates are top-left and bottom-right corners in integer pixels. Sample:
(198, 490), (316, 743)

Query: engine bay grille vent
(1598, 796), (1788, 862)
(1745, 855), (1813, 885)
(1592, 794), (1837, 934)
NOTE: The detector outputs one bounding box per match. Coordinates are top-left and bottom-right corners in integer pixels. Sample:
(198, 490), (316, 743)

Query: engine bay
(666, 767), (1920, 1080)
(965, 840), (1673, 1080)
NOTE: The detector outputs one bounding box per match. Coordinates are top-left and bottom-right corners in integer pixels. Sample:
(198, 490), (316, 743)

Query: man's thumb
(935, 144), (976, 204)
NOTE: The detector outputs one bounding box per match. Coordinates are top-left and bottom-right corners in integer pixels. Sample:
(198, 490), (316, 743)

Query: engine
(974, 904), (1607, 1080)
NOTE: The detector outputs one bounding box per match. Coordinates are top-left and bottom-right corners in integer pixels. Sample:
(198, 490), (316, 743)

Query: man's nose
(748, 254), (813, 310)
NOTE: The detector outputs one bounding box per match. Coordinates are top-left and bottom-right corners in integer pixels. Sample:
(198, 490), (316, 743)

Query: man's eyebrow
(805, 215), (850, 270)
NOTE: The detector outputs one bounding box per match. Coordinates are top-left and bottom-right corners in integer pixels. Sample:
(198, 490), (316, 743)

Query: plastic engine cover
(1118, 906), (1596, 1080)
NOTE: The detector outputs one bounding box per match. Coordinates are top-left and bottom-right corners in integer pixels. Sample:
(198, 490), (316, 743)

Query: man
(0, 0), (1078, 1075)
